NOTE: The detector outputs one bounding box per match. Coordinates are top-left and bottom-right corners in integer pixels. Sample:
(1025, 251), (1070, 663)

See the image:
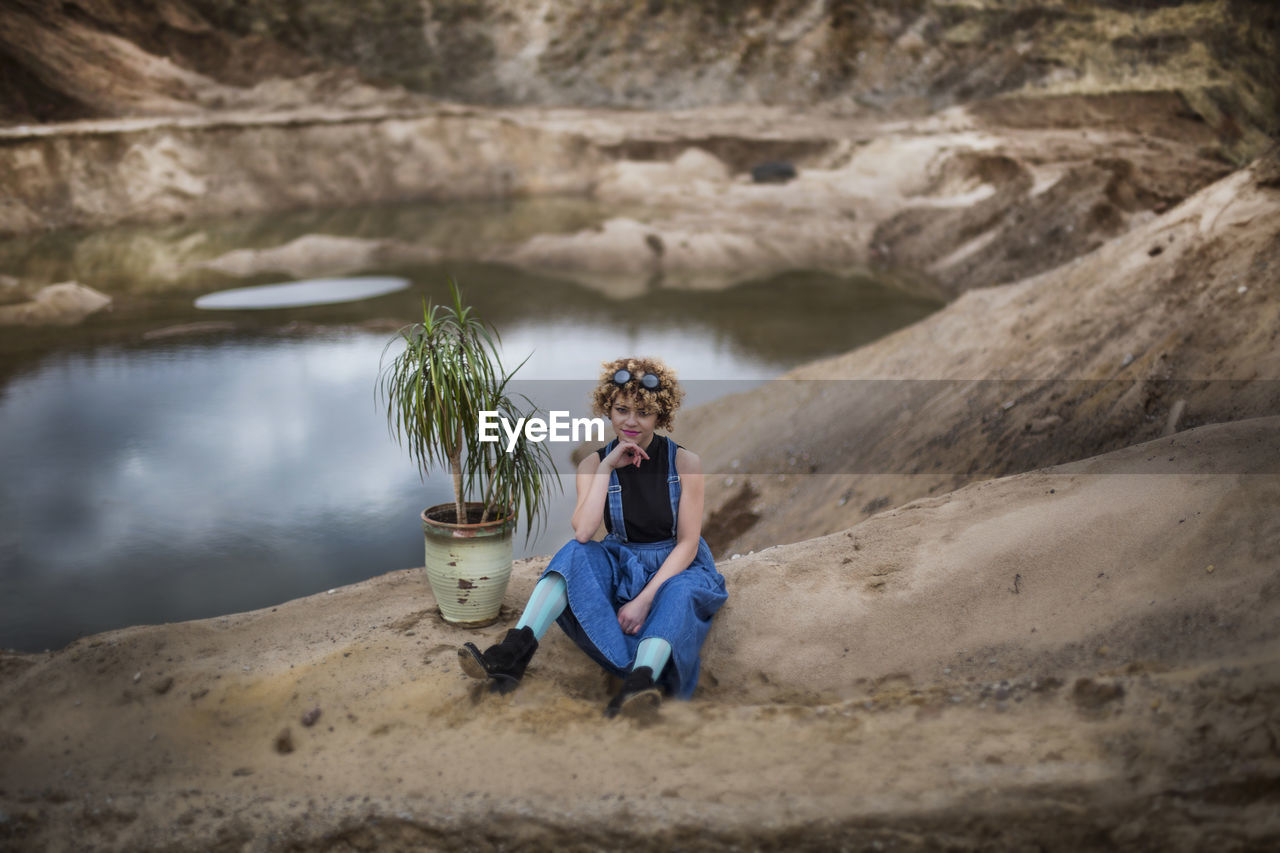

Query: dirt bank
(0, 96), (1241, 304)
(1, 418), (1277, 851)
(685, 151), (1280, 557)
(4, 1), (1276, 156)
(2, 1), (1276, 299)
(0, 107), (605, 235)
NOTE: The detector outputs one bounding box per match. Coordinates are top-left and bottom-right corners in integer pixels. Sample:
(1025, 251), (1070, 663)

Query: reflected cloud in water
(195, 276), (410, 310)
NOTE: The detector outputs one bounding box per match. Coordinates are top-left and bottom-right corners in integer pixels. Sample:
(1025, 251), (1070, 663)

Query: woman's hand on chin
(603, 440), (648, 470)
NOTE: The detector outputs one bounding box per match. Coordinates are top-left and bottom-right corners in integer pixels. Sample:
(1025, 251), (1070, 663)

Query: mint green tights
(515, 574), (672, 677)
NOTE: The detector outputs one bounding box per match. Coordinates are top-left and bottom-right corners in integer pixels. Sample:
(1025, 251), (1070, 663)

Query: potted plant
(378, 282), (558, 627)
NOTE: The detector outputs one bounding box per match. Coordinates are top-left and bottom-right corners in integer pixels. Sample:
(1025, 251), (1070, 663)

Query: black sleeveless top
(596, 435), (677, 543)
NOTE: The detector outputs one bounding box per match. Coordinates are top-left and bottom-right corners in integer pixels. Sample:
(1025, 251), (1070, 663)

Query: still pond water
(0, 199), (941, 651)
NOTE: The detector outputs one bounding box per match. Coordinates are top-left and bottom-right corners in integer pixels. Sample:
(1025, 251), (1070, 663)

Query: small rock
(1121, 353), (1135, 367)
(132, 671), (142, 684)
(152, 677), (174, 695)
(274, 728), (294, 754)
(231, 767), (254, 777)
(1072, 677), (1125, 711)
(301, 707), (322, 727)
(1206, 564), (1215, 574)
(750, 161), (797, 184)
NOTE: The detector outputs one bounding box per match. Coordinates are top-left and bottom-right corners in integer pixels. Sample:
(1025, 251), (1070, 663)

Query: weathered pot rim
(420, 501), (516, 533)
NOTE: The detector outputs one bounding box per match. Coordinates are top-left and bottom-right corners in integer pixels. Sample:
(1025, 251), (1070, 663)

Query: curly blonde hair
(589, 356), (685, 430)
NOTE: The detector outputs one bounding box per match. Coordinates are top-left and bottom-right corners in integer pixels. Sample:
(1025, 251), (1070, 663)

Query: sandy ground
(1, 417), (1277, 851)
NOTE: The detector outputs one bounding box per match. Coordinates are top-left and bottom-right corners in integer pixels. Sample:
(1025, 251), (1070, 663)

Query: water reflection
(0, 200), (943, 652)
(195, 276), (410, 309)
(0, 339), (415, 648)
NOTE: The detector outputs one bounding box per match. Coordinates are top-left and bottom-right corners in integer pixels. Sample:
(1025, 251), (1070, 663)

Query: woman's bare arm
(570, 452), (611, 543)
(570, 440), (651, 543)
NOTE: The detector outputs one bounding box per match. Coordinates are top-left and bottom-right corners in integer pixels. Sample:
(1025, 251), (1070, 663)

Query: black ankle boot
(604, 666), (662, 718)
(458, 626), (538, 694)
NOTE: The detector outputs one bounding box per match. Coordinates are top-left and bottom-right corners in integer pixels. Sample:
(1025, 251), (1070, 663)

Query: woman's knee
(547, 539), (607, 579)
(552, 538), (602, 561)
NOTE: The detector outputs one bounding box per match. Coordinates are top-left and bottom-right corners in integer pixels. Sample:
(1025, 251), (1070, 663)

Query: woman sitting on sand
(460, 357), (728, 717)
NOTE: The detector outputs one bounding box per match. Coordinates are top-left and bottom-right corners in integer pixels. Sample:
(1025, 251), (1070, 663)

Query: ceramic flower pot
(421, 502), (516, 627)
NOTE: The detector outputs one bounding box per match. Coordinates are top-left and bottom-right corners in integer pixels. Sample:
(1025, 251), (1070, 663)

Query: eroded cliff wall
(3, 0), (1277, 152)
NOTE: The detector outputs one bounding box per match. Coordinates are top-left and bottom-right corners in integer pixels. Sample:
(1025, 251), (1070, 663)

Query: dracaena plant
(377, 282), (558, 538)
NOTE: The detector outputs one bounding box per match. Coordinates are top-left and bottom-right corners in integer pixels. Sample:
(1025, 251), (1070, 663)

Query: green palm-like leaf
(378, 279), (561, 536)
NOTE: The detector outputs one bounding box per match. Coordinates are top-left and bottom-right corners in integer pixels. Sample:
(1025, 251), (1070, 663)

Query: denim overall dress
(541, 436), (728, 699)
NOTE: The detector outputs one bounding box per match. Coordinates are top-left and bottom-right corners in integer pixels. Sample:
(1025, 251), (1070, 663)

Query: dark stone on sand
(1072, 677), (1125, 711)
(274, 728), (294, 754)
(750, 161), (798, 184)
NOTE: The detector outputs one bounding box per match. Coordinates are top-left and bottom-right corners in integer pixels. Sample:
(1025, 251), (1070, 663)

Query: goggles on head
(612, 368), (660, 391)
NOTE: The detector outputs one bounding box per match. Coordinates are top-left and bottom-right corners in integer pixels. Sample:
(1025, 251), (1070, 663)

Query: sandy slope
(684, 152), (1280, 559)
(2, 418), (1277, 851)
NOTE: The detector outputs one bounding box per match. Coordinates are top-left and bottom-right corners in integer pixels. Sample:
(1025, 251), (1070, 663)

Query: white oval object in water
(195, 276), (410, 310)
